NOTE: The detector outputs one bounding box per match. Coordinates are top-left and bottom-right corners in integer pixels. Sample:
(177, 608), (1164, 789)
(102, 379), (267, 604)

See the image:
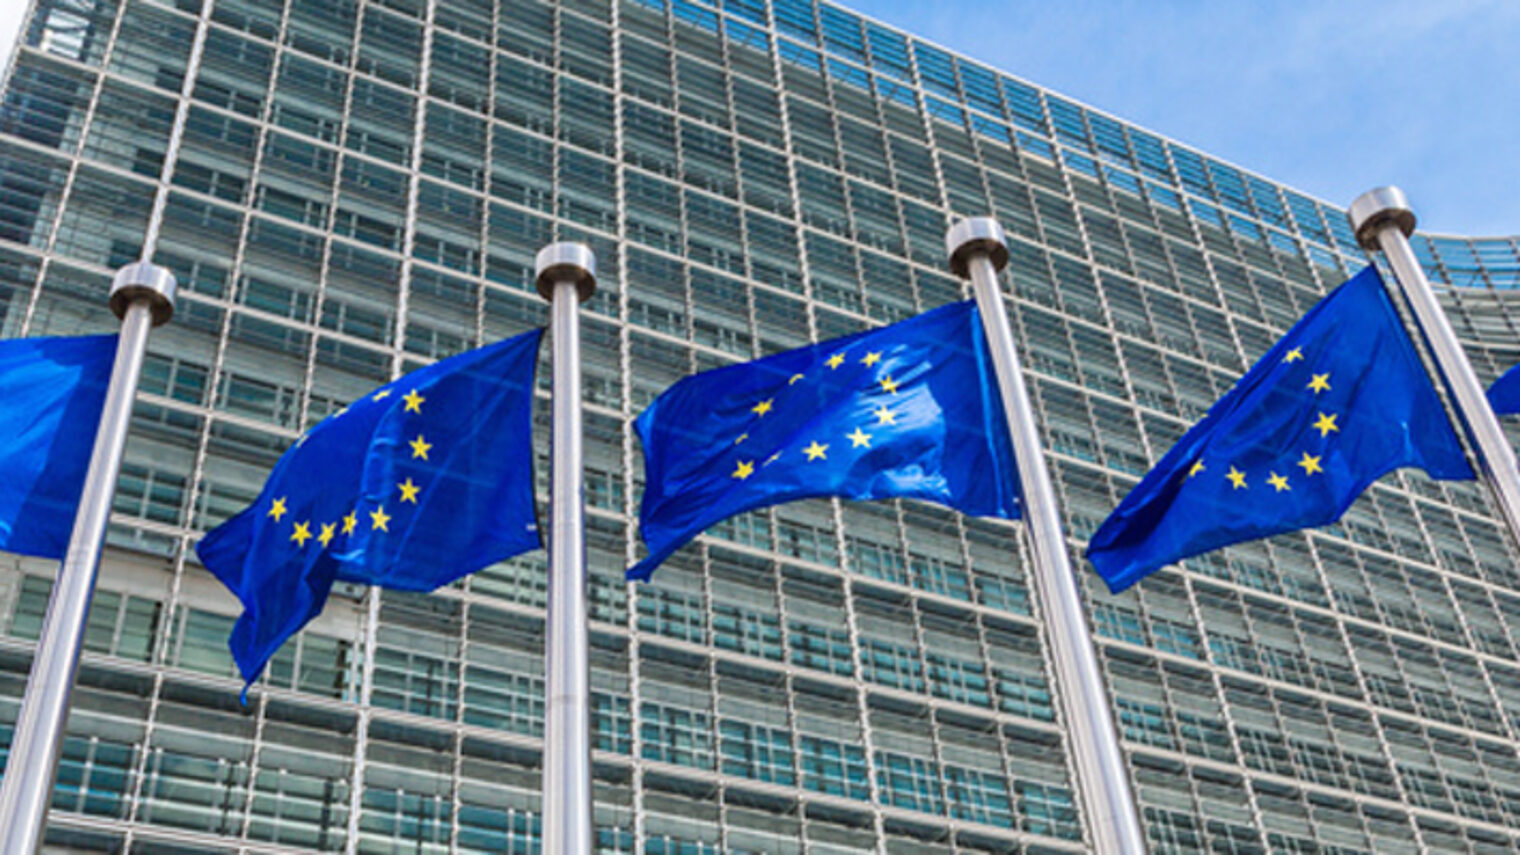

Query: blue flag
(0, 334), (116, 559)
(1086, 267), (1473, 593)
(1486, 362), (1520, 414)
(630, 300), (1020, 581)
(197, 330), (543, 688)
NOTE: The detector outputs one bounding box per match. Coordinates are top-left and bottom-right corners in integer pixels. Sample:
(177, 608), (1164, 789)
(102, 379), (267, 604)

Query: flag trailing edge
(629, 299), (1022, 582)
(1086, 267), (1474, 593)
(0, 334), (117, 561)
(196, 329), (544, 690)
(1487, 361), (1520, 415)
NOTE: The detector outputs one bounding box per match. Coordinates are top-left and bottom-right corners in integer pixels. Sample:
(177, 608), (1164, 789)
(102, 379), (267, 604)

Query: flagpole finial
(109, 262), (176, 326)
(535, 242), (597, 303)
(1349, 186), (1416, 250)
(946, 217), (1009, 279)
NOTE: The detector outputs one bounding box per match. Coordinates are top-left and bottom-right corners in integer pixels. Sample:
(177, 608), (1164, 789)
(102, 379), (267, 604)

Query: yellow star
(848, 427), (872, 448)
(803, 441), (828, 461)
(317, 522), (337, 548)
(826, 353), (845, 370)
(1307, 373), (1331, 394)
(1227, 467), (1247, 490)
(861, 351), (882, 367)
(789, 373), (805, 385)
(765, 451), (781, 466)
(752, 398), (774, 417)
(403, 389), (425, 413)
(1268, 472), (1291, 492)
(290, 521), (313, 547)
(1312, 412), (1339, 437)
(342, 510), (358, 535)
(880, 376), (900, 395)
(873, 405), (896, 425)
(1297, 452), (1323, 476)
(1283, 347), (1304, 363)
(410, 434), (432, 460)
(735, 433), (748, 445)
(373, 389), (392, 401)
(370, 505), (391, 531)
(268, 496), (288, 522)
(398, 477), (421, 503)
(1188, 460), (1205, 478)
(732, 459), (755, 480)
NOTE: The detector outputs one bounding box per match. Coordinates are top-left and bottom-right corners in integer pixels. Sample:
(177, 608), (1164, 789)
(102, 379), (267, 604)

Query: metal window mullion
(761, 19), (902, 839)
(165, 0), (358, 837)
(447, 599), (472, 853)
(764, 25), (891, 832)
(710, 9), (763, 360)
(1176, 571), (1273, 850)
(110, 0), (218, 834)
(1298, 536), (1428, 844)
(338, 7), (442, 846)
(234, 692), (273, 842)
(605, 2), (652, 851)
(292, 14), (372, 438)
(15, 0), (140, 336)
(391, 0), (439, 381)
(343, 590), (383, 855)
(211, 4), (312, 842)
(1399, 489), (1520, 756)
(140, 1), (215, 258)
(828, 499), (889, 850)
(445, 6), (507, 849)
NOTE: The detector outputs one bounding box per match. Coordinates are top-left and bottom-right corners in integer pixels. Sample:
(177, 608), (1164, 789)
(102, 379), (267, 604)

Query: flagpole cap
(946, 217), (1009, 278)
(1348, 186), (1416, 251)
(534, 242), (597, 303)
(109, 261), (176, 326)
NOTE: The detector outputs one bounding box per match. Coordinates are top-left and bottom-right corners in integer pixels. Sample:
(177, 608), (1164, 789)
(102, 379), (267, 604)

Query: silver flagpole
(1349, 187), (1520, 544)
(947, 218), (1146, 854)
(535, 242), (596, 855)
(0, 262), (176, 853)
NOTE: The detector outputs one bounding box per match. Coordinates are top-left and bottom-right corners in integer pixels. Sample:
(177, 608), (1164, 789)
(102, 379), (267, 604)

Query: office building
(3, 0), (1520, 851)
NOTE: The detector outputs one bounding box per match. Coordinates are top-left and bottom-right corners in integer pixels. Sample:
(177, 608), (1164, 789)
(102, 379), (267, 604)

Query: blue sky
(846, 0), (1520, 237)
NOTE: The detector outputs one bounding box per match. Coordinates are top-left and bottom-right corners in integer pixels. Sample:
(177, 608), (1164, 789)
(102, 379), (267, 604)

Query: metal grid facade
(3, 0), (1520, 852)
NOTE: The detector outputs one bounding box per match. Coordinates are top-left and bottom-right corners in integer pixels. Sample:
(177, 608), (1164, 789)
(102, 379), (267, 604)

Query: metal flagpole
(535, 242), (596, 855)
(947, 218), (1146, 854)
(0, 262), (176, 853)
(1349, 187), (1520, 545)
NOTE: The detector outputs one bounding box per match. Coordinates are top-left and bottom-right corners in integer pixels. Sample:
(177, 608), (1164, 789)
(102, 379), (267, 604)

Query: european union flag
(1087, 267), (1473, 593)
(630, 300), (1020, 581)
(1486, 362), (1520, 415)
(0, 334), (116, 559)
(197, 329), (543, 688)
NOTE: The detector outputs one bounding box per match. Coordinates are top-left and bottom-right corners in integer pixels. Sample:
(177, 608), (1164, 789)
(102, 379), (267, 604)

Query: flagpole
(1349, 186), (1520, 545)
(947, 218), (1146, 854)
(0, 262), (176, 853)
(535, 242), (596, 855)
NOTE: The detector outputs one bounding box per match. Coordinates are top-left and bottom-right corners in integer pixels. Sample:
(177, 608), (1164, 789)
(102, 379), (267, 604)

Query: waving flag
(197, 330), (543, 688)
(630, 300), (1020, 581)
(0, 334), (116, 559)
(1087, 267), (1473, 593)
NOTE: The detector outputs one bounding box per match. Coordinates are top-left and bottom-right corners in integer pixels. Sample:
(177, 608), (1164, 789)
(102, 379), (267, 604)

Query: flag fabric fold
(630, 300), (1020, 581)
(1486, 361), (1520, 415)
(0, 334), (117, 559)
(1086, 267), (1473, 593)
(197, 329), (543, 688)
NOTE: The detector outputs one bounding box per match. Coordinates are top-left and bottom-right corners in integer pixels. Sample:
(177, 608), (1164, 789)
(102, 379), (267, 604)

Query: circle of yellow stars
(1183, 347), (1338, 496)
(727, 349), (903, 483)
(266, 386), (432, 550)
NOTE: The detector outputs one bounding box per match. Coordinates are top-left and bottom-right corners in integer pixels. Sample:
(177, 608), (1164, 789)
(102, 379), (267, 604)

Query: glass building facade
(2, 0), (1520, 851)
